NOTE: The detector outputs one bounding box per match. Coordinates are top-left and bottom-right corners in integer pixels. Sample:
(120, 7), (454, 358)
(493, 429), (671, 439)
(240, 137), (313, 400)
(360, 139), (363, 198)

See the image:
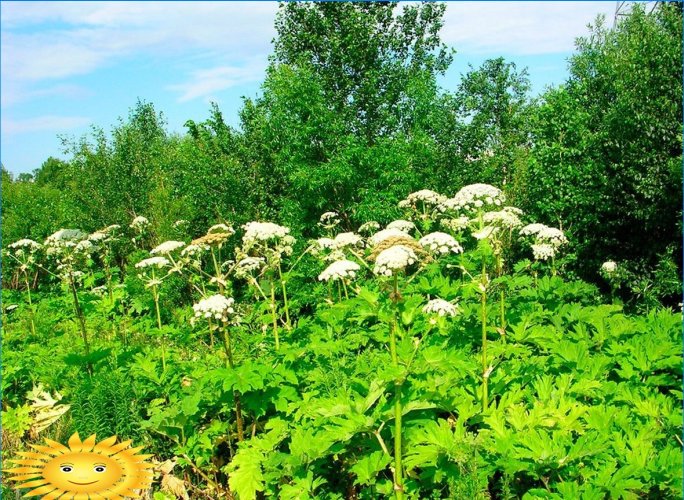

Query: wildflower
(483, 210), (522, 229)
(130, 216), (149, 231)
(422, 298), (459, 317)
(503, 206), (523, 216)
(192, 232), (230, 248)
(387, 220), (415, 233)
(208, 223), (235, 235)
(438, 184), (504, 214)
(333, 232), (363, 249)
(151, 241), (186, 255)
(358, 221), (381, 234)
(313, 238), (336, 251)
(193, 294), (235, 322)
(45, 229), (88, 245)
(373, 245), (418, 276)
(405, 189), (447, 206)
(8, 239), (42, 251)
(601, 261), (618, 274)
(441, 217), (470, 232)
(319, 211), (340, 227)
(234, 257), (265, 278)
(318, 260), (361, 282)
(74, 240), (95, 254)
(181, 243), (207, 257)
(369, 228), (411, 247)
(173, 220), (189, 228)
(536, 227), (568, 247)
(520, 223), (548, 237)
(242, 222), (291, 244)
(418, 232), (463, 255)
(135, 256), (170, 269)
(531, 243), (555, 261)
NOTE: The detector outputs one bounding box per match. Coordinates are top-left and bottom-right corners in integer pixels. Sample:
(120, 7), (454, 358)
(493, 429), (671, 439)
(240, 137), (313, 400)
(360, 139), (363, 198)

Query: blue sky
(1, 1), (615, 175)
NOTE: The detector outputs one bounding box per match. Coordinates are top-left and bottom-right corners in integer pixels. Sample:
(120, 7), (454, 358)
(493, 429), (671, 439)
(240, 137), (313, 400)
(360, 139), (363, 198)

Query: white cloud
(2, 115), (91, 134)
(441, 2), (615, 55)
(1, 2), (278, 83)
(168, 59), (268, 103)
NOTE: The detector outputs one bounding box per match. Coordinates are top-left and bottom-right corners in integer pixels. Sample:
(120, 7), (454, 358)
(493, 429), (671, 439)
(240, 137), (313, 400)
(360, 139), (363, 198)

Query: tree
(526, 4), (682, 297)
(455, 57), (532, 188)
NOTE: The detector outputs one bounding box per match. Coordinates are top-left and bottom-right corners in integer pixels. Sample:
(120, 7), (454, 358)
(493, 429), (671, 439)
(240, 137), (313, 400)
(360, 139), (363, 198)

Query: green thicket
(2, 2), (681, 306)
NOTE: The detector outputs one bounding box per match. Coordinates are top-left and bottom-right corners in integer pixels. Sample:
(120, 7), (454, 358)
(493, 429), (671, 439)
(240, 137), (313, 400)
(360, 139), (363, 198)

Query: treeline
(3, 2), (682, 305)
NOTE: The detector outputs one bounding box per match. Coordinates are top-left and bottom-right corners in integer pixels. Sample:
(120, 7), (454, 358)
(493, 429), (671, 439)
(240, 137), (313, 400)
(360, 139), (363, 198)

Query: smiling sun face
(5, 433), (153, 499)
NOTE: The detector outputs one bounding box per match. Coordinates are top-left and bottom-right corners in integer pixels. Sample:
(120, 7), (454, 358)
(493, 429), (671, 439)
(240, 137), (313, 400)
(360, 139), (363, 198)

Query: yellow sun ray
(6, 433), (153, 499)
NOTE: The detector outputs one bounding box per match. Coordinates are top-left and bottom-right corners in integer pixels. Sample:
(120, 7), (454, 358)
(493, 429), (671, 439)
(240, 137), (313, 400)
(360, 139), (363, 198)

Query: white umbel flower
(601, 261), (618, 274)
(531, 243), (555, 261)
(193, 294), (235, 322)
(405, 189), (447, 206)
(438, 184), (504, 213)
(358, 221), (381, 234)
(536, 227), (568, 247)
(135, 256), (170, 269)
(387, 220), (415, 233)
(8, 239), (41, 251)
(373, 245), (417, 276)
(441, 217), (470, 232)
(520, 223), (548, 237)
(208, 223), (235, 235)
(483, 210), (522, 229)
(333, 232), (363, 249)
(45, 229), (88, 245)
(369, 228), (411, 247)
(151, 241), (186, 255)
(319, 211), (340, 226)
(235, 257), (265, 278)
(314, 237), (336, 251)
(318, 260), (361, 282)
(242, 221), (290, 244)
(422, 298), (459, 317)
(181, 243), (207, 257)
(130, 216), (149, 231)
(419, 232), (463, 255)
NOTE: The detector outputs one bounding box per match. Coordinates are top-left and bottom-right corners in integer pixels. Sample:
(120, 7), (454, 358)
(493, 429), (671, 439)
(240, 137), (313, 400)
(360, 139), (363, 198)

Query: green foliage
(525, 4), (683, 300)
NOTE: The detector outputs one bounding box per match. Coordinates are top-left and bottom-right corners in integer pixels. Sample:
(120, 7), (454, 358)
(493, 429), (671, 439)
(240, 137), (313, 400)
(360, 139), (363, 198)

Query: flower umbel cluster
(193, 294), (236, 322)
(418, 232), (463, 255)
(422, 298), (459, 317)
(318, 260), (361, 282)
(373, 245), (417, 276)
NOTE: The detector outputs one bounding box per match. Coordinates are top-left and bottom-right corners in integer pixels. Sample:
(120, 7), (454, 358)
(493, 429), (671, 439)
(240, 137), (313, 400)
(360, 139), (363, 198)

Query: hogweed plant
(5, 239), (42, 336)
(135, 255), (171, 370)
(44, 229), (94, 372)
(240, 222), (296, 349)
(193, 294), (245, 442)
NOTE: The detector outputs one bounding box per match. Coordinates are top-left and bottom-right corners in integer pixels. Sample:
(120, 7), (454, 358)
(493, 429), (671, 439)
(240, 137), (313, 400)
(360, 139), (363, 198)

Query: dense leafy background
(1, 3), (682, 499)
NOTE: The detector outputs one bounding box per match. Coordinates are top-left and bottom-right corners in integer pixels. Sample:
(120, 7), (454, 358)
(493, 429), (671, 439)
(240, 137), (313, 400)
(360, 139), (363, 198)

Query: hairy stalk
(390, 275), (404, 500)
(270, 280), (279, 351)
(24, 272), (36, 336)
(278, 263), (291, 330)
(151, 274), (166, 372)
(481, 260), (488, 411)
(69, 275), (92, 375)
(221, 324), (244, 441)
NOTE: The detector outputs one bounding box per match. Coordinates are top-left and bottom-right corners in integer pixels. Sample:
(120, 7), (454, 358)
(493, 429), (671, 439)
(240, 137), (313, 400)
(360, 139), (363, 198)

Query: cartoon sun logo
(5, 433), (153, 498)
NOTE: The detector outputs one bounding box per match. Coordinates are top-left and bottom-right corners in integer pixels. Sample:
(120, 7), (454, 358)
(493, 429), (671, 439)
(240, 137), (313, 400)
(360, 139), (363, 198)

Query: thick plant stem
(270, 282), (279, 351)
(390, 275), (404, 500)
(24, 273), (36, 336)
(499, 290), (506, 342)
(481, 262), (488, 411)
(221, 326), (244, 442)
(152, 282), (166, 372)
(278, 264), (291, 330)
(70, 276), (91, 374)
